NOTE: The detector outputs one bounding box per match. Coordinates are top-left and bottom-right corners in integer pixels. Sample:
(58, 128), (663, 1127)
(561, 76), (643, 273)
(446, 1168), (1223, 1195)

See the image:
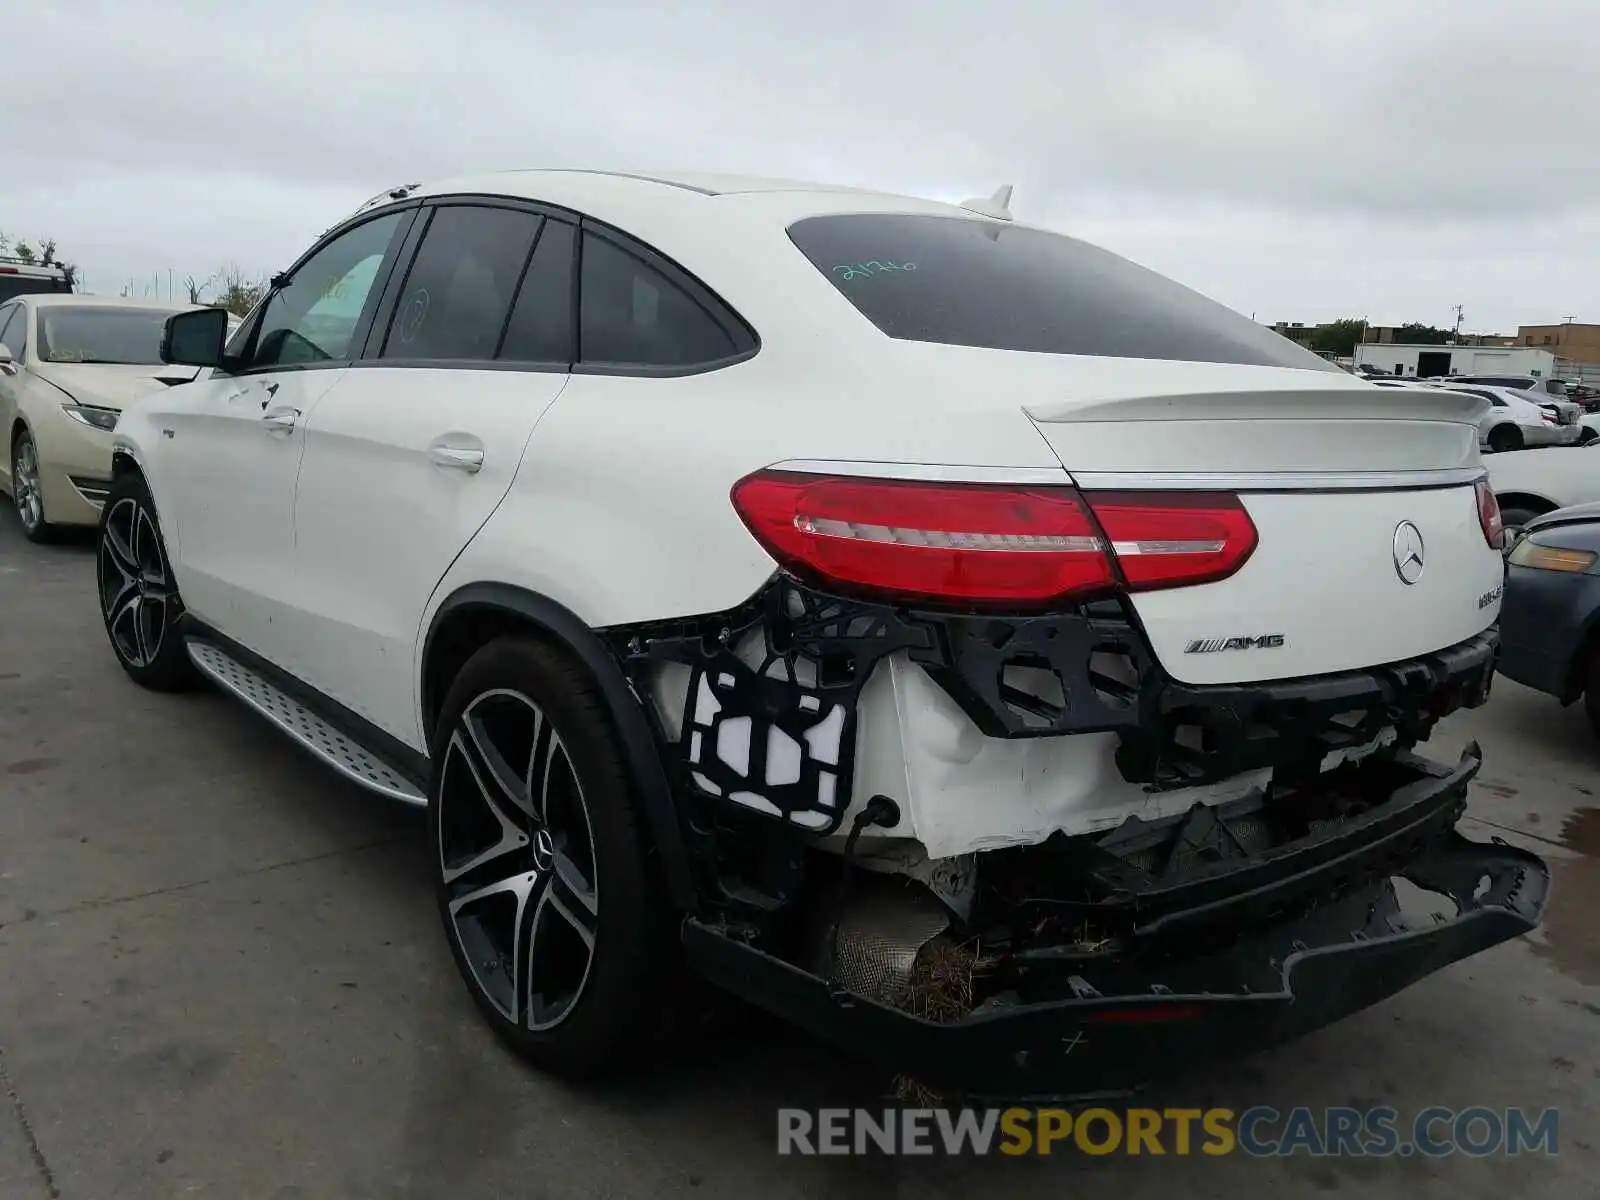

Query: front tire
(96, 473), (197, 691)
(430, 635), (674, 1079)
(11, 429), (56, 543)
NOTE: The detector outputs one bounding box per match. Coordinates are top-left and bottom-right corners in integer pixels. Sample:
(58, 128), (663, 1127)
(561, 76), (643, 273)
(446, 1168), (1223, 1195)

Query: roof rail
(0, 253), (64, 271)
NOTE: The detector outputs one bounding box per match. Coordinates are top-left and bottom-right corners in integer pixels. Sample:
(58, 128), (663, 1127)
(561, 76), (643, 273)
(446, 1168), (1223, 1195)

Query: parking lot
(0, 513), (1595, 1199)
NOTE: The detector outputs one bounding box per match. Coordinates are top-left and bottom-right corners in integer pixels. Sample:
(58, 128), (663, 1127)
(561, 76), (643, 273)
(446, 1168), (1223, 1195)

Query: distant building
(1518, 322), (1600, 364)
(1353, 344), (1558, 379)
(1270, 321), (1316, 348)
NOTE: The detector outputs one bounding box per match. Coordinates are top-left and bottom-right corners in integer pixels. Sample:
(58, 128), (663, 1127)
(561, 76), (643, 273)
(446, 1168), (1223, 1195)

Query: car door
(288, 200), (575, 742)
(149, 206), (416, 669)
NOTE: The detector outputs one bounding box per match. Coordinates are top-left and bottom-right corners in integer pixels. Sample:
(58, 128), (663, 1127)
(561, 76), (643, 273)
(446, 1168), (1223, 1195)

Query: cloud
(5, 0), (1598, 328)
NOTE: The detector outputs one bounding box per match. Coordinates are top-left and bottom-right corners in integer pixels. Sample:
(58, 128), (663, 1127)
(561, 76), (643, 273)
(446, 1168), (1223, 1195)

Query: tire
(10, 429), (57, 543)
(1487, 424), (1523, 454)
(429, 635), (675, 1079)
(96, 472), (197, 691)
(1581, 428), (1599, 446)
(1498, 505), (1544, 547)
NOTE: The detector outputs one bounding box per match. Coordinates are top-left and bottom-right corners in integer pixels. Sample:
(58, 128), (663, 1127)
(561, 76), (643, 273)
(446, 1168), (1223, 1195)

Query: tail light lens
(1475, 478), (1503, 549)
(729, 470), (1257, 606)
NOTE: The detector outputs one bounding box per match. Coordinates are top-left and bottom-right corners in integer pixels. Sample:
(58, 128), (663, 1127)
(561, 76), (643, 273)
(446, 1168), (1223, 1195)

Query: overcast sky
(7, 0), (1597, 332)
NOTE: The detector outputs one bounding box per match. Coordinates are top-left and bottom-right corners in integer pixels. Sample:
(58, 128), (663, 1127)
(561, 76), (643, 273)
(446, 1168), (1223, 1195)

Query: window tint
(248, 211), (405, 369)
(382, 206), (543, 362)
(578, 231), (737, 368)
(497, 219), (575, 364)
(787, 213), (1339, 371)
(37, 306), (186, 365)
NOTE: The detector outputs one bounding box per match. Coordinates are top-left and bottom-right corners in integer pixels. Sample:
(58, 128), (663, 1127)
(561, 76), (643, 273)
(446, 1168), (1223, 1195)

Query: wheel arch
(1495, 490), (1560, 517)
(421, 582), (699, 911)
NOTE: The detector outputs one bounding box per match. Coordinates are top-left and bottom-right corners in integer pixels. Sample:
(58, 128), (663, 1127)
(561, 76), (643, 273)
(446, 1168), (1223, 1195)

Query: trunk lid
(1006, 361), (1502, 685)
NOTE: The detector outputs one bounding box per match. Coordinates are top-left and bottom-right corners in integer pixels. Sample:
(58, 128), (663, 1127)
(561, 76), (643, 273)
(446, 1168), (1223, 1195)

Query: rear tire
(1487, 425), (1523, 454)
(429, 635), (676, 1079)
(1581, 428), (1599, 446)
(96, 472), (197, 691)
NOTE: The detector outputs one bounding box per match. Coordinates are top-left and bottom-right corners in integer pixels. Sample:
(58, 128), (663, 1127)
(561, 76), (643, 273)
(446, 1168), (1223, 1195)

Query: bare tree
(214, 262), (268, 316)
(183, 273), (212, 305)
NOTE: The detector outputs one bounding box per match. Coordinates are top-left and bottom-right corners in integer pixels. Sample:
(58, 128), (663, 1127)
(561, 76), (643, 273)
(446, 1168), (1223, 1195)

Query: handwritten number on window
(832, 261), (916, 281)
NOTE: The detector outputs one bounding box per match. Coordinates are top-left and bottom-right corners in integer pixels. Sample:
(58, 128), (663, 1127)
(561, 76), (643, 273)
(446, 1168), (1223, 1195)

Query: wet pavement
(0, 515), (1595, 1198)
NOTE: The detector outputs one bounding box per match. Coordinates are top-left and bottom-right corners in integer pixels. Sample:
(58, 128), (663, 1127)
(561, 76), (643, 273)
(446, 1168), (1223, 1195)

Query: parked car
(1369, 378), (1575, 452)
(1499, 502), (1600, 735)
(1484, 440), (1600, 538)
(1446, 373), (1570, 399)
(0, 295), (201, 541)
(0, 254), (73, 304)
(100, 170), (1542, 1099)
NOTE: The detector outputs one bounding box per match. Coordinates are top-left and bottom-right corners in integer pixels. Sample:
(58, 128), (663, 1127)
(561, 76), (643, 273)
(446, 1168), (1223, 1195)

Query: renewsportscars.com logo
(776, 1106), (1560, 1158)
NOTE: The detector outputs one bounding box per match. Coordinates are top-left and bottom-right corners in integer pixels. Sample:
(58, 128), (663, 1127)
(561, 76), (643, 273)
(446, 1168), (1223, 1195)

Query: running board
(185, 639), (427, 806)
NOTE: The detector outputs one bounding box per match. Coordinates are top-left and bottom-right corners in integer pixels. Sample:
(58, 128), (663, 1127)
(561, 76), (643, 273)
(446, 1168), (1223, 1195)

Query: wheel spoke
(110, 594), (146, 665)
(462, 705), (538, 820)
(102, 504), (142, 582)
(136, 594), (165, 663)
(134, 508), (167, 584)
(439, 729), (531, 884)
(543, 848), (598, 947)
(447, 868), (541, 1025)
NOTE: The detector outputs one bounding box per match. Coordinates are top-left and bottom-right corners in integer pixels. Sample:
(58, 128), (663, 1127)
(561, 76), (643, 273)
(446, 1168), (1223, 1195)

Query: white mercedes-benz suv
(100, 170), (1545, 1100)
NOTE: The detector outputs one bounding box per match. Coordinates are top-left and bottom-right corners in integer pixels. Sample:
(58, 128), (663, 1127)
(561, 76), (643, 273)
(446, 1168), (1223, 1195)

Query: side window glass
(381, 206), (543, 362)
(578, 231), (737, 368)
(0, 306), (18, 357)
(498, 219), (574, 365)
(248, 211), (405, 369)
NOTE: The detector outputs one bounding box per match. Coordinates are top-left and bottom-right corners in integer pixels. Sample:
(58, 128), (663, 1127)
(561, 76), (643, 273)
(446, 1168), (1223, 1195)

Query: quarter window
(578, 231), (739, 368)
(246, 211), (406, 369)
(381, 206), (544, 362)
(0, 305), (19, 358)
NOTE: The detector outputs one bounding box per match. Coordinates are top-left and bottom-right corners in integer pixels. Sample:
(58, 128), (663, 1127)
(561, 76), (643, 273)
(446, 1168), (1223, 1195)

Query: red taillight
(1475, 478), (1503, 549)
(1081, 491), (1258, 592)
(729, 470), (1257, 606)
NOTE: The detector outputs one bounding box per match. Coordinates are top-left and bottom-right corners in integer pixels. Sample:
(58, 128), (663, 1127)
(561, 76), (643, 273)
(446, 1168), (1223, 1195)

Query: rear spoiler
(1025, 388), (1490, 426)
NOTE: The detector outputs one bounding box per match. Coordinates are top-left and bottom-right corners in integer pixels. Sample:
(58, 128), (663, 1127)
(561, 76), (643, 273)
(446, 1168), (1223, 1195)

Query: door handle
(428, 443), (485, 474)
(262, 406), (299, 433)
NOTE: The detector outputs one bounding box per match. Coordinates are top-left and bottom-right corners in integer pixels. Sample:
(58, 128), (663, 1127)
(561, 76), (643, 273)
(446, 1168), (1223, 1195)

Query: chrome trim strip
(766, 459), (1074, 485)
(1069, 467), (1488, 492)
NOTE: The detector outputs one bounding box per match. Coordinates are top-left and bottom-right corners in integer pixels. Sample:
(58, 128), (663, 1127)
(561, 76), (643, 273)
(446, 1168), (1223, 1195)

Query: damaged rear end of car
(590, 205), (1548, 1100)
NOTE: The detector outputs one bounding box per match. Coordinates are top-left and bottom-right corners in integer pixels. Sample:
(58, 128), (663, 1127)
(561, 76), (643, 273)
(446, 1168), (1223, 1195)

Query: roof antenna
(960, 184), (1014, 221)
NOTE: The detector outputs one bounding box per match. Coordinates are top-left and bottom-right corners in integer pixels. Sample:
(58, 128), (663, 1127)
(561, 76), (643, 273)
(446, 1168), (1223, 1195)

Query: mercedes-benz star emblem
(531, 828), (556, 871)
(1392, 521), (1425, 585)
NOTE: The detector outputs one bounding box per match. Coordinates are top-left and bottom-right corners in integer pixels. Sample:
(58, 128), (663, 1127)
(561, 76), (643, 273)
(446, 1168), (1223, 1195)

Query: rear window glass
(787, 213), (1337, 371)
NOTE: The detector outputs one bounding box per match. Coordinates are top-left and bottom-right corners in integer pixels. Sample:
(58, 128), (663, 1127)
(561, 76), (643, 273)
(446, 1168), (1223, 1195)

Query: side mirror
(161, 307), (230, 368)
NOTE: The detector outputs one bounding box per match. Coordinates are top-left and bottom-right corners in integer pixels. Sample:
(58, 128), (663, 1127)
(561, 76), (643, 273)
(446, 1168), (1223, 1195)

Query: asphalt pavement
(0, 513), (1595, 1199)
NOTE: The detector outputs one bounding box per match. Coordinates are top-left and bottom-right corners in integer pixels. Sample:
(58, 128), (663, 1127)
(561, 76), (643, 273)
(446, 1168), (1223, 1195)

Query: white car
(100, 170), (1543, 1098)
(1368, 378), (1575, 452)
(1486, 440), (1600, 537)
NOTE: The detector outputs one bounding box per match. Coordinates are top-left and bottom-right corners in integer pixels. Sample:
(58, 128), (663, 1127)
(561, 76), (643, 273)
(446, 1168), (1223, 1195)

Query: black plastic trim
(422, 583), (699, 911)
(684, 818), (1548, 1101)
(178, 615), (430, 788)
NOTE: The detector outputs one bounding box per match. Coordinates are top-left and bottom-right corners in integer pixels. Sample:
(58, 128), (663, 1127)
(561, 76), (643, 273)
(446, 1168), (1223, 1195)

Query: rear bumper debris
(681, 743), (1547, 1100)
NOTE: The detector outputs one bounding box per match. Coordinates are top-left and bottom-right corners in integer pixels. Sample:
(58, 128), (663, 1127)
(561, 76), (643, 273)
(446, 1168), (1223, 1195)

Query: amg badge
(1185, 634), (1287, 654)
